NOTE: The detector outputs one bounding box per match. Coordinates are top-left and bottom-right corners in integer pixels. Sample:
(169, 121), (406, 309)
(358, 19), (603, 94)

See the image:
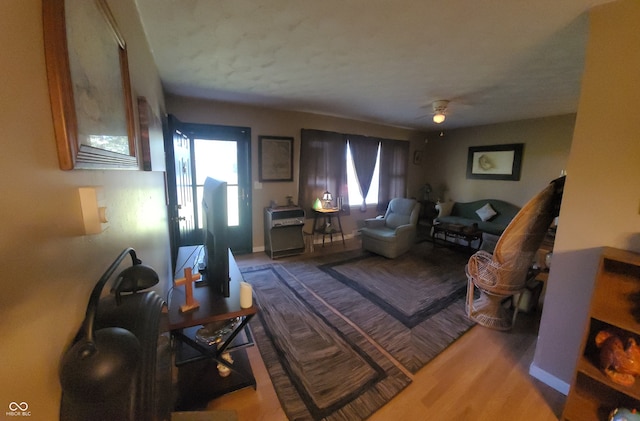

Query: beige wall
(419, 114), (575, 207)
(5, 1), (637, 416)
(167, 95), (426, 249)
(531, 0), (640, 393)
(0, 1), (171, 419)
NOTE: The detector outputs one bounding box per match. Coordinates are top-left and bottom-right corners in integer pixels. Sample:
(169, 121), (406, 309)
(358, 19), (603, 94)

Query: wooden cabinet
(563, 247), (640, 420)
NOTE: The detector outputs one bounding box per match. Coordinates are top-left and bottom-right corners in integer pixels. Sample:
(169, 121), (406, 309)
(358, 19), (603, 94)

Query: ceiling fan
(415, 96), (475, 125)
(431, 100), (449, 124)
(415, 99), (451, 124)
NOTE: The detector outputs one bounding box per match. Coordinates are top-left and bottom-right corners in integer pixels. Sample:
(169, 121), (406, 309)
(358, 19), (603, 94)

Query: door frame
(165, 116), (253, 265)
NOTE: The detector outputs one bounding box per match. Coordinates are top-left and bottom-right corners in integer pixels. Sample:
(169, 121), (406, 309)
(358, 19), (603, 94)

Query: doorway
(166, 115), (252, 265)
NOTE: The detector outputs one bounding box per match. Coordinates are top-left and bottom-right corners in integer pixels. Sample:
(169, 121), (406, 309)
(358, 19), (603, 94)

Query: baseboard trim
(529, 362), (570, 395)
(253, 232), (357, 253)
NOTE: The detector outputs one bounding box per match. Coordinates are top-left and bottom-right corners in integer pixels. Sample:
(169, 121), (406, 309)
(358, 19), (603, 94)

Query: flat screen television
(198, 177), (230, 297)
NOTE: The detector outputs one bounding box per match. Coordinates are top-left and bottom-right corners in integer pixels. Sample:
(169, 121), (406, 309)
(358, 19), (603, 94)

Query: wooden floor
(202, 238), (567, 420)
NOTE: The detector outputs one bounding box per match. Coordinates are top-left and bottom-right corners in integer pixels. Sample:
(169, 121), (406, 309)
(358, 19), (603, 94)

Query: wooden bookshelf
(562, 247), (640, 420)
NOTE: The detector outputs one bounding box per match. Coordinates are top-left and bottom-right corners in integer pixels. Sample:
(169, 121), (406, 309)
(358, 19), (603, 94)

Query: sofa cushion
(435, 201), (454, 217)
(389, 197), (416, 214)
(386, 213), (409, 229)
(385, 198), (416, 229)
(360, 226), (397, 243)
(476, 203), (497, 221)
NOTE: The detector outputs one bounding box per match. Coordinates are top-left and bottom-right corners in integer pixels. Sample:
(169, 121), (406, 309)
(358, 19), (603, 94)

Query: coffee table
(432, 222), (483, 250)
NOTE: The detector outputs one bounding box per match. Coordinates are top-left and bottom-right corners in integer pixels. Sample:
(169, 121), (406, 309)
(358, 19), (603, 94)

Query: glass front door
(167, 116), (252, 256)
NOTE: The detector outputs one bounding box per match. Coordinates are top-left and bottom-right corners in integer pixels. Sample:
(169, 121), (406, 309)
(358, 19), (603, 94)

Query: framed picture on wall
(43, 0), (138, 170)
(466, 143), (524, 181)
(413, 150), (423, 165)
(136, 97), (167, 172)
(259, 136), (294, 182)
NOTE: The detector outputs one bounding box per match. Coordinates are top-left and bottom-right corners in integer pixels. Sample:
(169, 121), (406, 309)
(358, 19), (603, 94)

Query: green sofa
(435, 199), (520, 236)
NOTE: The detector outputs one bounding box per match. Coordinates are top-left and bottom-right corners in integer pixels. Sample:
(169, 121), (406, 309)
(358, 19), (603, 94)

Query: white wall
(0, 2), (171, 419)
(531, 0), (640, 393)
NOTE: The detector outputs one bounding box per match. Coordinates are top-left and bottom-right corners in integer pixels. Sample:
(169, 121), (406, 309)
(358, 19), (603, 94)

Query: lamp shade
(433, 113), (446, 124)
(111, 264), (159, 304)
(59, 248), (158, 401)
(322, 191), (332, 201)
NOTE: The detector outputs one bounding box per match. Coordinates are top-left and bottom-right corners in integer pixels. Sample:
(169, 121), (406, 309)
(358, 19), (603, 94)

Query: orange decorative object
(596, 330), (640, 386)
(175, 267), (201, 313)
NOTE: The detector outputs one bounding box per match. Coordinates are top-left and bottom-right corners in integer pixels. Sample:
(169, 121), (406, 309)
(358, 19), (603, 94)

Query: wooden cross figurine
(175, 267), (201, 313)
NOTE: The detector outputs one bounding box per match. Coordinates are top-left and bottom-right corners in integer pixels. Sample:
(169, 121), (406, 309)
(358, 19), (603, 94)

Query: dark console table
(168, 246), (257, 410)
(432, 222), (483, 250)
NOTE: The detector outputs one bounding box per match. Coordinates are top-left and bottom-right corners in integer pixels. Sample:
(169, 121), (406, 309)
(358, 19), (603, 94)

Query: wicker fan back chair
(465, 177), (564, 330)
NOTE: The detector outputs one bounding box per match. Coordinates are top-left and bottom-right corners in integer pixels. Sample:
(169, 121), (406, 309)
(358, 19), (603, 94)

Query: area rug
(284, 242), (476, 373)
(241, 264), (411, 421)
(240, 243), (475, 420)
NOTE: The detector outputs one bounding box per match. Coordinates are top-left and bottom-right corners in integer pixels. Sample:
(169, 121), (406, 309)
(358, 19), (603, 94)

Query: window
(346, 142), (380, 206)
(299, 129), (408, 213)
(193, 139), (239, 227)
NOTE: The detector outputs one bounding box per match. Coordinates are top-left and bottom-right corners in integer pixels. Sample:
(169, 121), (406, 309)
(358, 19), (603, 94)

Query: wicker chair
(465, 177), (564, 330)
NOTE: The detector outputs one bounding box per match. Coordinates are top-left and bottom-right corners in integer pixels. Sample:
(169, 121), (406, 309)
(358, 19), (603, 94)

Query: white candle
(240, 282), (253, 308)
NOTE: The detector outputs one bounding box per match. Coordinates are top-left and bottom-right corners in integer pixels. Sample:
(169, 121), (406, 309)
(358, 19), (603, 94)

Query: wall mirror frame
(43, 0), (138, 170)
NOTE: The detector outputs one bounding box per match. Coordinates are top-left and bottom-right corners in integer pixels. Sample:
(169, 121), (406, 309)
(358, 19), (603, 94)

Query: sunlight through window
(346, 142), (380, 207)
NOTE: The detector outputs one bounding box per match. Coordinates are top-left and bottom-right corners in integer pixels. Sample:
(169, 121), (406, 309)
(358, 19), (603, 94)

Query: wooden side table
(312, 208), (345, 246)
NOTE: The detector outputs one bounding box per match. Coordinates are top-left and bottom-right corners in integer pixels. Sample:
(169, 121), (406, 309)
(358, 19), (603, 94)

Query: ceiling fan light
(431, 100), (449, 124)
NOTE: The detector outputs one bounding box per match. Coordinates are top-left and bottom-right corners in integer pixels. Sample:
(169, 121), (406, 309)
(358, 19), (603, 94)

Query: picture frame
(137, 97), (164, 171)
(413, 150), (423, 165)
(43, 0), (138, 170)
(259, 136), (294, 182)
(466, 143), (524, 181)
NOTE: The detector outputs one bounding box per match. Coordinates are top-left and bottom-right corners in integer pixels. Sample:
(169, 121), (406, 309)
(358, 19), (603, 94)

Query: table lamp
(322, 191), (333, 208)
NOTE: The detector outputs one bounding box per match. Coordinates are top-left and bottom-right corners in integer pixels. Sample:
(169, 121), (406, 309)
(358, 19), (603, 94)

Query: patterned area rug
(241, 243), (475, 420)
(242, 264), (411, 421)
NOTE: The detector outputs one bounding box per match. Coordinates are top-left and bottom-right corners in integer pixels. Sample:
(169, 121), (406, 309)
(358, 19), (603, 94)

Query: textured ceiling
(134, 0), (612, 130)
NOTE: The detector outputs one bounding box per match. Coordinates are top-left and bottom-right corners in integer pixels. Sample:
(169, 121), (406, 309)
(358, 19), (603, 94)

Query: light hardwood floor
(203, 238), (566, 420)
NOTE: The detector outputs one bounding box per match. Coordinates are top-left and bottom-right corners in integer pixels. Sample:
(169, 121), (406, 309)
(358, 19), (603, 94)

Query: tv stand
(168, 246), (257, 410)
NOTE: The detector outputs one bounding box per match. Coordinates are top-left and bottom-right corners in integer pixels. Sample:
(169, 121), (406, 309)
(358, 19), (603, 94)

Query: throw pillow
(476, 203), (497, 221)
(436, 200), (454, 217)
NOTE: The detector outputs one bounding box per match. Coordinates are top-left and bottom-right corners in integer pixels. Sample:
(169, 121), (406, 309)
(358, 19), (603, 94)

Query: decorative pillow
(476, 203), (497, 221)
(436, 200), (454, 217)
